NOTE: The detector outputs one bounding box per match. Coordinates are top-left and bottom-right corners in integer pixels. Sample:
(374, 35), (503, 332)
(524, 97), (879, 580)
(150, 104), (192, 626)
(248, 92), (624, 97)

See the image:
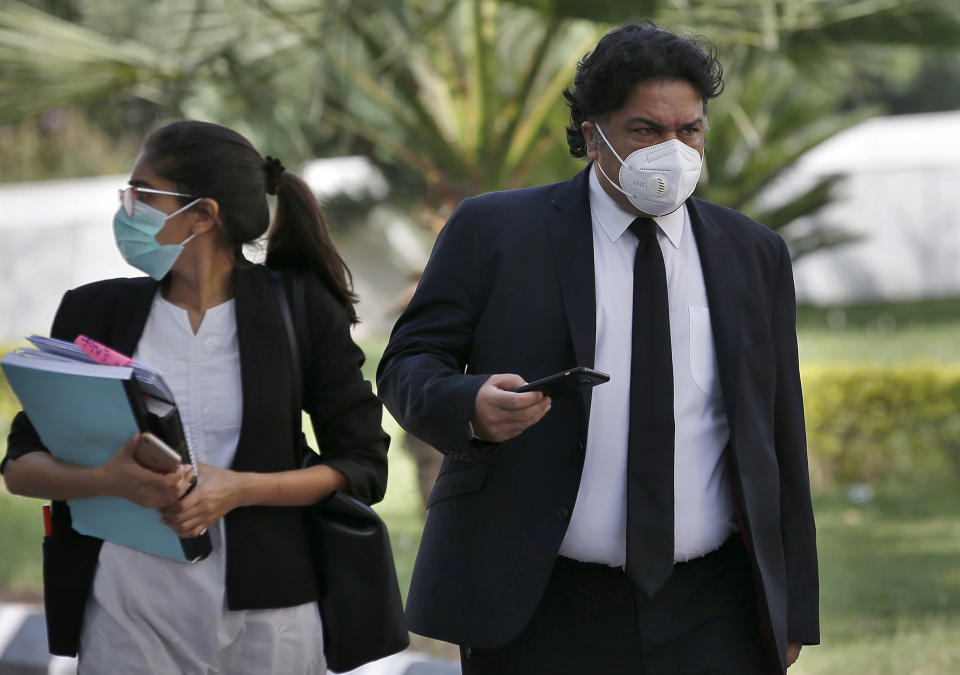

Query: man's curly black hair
(564, 20), (724, 158)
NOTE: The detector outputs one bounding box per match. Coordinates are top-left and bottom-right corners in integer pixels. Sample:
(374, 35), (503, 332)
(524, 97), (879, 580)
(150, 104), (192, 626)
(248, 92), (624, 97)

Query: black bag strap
(270, 269), (303, 436)
(291, 270), (307, 357)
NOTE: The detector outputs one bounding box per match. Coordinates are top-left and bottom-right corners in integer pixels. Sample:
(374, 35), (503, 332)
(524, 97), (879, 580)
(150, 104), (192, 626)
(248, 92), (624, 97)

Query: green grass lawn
(0, 487), (44, 598)
(799, 323), (960, 364)
(792, 477), (960, 674)
(797, 297), (960, 364)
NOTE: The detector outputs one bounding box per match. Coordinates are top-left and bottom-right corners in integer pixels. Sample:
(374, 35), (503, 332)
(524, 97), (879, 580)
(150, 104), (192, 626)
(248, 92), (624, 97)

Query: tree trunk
(403, 432), (444, 509)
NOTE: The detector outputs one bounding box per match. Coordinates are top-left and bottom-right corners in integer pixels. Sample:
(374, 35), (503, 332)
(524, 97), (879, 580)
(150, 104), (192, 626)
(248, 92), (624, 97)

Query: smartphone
(511, 367), (610, 398)
(133, 432), (182, 474)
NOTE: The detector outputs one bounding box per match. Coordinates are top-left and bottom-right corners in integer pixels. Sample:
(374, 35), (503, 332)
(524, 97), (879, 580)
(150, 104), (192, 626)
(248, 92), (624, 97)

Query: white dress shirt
(79, 294), (325, 674)
(558, 168), (736, 566)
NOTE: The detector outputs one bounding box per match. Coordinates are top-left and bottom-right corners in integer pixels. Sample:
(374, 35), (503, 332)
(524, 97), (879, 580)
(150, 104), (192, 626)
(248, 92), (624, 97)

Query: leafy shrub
(0, 350), (21, 448)
(803, 364), (960, 486)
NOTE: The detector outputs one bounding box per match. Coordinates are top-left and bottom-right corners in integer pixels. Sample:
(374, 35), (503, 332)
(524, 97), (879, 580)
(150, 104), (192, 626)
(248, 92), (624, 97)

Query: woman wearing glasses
(1, 121), (390, 674)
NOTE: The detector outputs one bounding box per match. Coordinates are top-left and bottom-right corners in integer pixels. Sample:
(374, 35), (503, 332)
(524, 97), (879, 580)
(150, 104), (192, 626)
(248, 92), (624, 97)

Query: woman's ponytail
(265, 164), (359, 325)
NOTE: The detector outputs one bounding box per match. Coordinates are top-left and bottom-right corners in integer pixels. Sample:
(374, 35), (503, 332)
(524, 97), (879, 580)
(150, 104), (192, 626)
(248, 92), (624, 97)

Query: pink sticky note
(75, 335), (134, 367)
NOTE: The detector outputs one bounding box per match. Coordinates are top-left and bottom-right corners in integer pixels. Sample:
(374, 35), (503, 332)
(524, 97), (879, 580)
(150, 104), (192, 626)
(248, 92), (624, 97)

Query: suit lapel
(231, 263), (289, 471)
(545, 166), (596, 412)
(111, 279), (161, 356)
(688, 198), (741, 434)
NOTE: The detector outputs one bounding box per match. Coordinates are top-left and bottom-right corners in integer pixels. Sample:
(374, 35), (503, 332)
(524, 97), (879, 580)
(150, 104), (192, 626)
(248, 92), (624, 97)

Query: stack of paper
(25, 334), (175, 402)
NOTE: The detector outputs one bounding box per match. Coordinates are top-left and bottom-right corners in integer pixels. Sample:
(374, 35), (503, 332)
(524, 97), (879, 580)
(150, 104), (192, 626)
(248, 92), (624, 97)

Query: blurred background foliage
(3, 0), (960, 250)
(3, 1), (960, 671)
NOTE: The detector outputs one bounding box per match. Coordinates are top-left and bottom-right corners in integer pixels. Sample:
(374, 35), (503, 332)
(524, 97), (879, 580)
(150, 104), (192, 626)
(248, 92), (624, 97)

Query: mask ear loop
(593, 125), (626, 164)
(162, 198), (203, 247)
(164, 198), (203, 221)
(592, 125), (631, 198)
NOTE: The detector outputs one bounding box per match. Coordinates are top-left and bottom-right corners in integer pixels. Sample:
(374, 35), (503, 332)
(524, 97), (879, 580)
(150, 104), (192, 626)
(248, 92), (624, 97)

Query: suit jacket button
(577, 441), (586, 455)
(557, 506), (571, 520)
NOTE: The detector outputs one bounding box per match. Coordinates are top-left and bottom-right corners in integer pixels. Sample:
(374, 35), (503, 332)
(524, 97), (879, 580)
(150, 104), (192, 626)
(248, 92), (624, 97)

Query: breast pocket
(688, 306), (718, 395)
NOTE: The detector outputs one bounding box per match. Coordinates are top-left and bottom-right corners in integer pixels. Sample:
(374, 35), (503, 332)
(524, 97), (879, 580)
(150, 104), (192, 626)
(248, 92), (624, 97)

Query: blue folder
(2, 352), (201, 562)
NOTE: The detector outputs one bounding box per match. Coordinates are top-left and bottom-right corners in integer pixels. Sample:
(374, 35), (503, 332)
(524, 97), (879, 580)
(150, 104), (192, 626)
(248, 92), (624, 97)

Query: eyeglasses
(118, 186), (198, 217)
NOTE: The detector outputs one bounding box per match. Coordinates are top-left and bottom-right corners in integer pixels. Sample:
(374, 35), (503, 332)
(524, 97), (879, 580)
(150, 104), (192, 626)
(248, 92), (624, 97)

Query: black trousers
(460, 536), (777, 675)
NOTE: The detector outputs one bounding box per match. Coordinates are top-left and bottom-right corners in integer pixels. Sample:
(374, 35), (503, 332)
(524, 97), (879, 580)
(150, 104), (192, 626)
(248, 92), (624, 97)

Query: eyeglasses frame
(118, 186), (199, 217)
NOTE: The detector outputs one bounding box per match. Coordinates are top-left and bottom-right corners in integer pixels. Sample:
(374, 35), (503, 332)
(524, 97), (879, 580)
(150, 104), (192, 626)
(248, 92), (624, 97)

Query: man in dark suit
(377, 20), (818, 674)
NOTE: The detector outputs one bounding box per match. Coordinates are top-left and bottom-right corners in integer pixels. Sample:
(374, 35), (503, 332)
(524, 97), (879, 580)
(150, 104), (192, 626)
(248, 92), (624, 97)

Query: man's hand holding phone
(471, 374), (551, 444)
(472, 368), (610, 444)
(512, 367), (609, 398)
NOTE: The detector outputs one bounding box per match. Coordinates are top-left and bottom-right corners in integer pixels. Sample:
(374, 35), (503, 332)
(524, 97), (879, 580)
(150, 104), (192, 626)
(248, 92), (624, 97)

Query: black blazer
(377, 166), (819, 672)
(5, 262), (389, 654)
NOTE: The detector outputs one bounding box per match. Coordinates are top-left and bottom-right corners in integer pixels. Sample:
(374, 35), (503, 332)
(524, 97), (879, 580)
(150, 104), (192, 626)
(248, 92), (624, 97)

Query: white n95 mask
(593, 125), (702, 216)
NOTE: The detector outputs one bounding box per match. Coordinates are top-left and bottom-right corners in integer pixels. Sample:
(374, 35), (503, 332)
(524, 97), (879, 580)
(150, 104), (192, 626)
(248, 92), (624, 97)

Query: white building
(781, 110), (960, 304)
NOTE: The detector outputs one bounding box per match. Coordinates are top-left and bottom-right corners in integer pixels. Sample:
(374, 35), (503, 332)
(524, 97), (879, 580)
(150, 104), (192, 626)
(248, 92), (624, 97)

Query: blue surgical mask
(113, 199), (200, 280)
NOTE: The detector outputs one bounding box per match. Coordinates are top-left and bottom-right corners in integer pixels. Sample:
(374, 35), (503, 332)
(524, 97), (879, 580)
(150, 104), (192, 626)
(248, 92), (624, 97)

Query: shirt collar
(588, 165), (685, 248)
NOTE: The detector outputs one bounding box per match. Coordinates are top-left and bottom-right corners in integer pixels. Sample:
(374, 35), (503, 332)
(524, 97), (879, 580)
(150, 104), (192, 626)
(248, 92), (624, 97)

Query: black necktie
(625, 217), (675, 597)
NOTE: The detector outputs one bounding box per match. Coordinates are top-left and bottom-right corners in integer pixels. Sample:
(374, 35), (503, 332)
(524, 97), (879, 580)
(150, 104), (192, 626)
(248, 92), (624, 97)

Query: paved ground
(0, 602), (460, 675)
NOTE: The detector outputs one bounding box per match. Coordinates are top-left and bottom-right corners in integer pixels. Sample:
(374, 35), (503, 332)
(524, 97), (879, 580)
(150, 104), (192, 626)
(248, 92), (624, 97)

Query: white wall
(773, 111), (960, 305)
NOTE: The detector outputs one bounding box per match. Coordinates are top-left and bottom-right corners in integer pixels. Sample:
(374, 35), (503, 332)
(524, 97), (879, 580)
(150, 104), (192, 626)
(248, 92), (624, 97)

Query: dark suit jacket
(4, 261), (389, 655)
(377, 166), (819, 671)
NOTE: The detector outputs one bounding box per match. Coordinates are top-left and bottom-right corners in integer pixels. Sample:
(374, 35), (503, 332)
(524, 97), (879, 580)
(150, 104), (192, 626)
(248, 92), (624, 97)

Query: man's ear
(582, 121), (599, 161)
(190, 198), (221, 235)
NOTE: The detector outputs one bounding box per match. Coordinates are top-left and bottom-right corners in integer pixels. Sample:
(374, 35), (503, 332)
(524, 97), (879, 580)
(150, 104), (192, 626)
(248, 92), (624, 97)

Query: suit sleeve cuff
(466, 421), (498, 453)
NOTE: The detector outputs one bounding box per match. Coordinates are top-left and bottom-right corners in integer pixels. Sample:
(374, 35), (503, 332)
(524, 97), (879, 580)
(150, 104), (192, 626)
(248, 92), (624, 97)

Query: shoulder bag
(270, 269), (409, 672)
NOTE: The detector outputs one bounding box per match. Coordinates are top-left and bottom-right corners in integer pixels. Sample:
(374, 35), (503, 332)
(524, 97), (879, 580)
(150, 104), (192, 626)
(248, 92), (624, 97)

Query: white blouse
(78, 293), (325, 674)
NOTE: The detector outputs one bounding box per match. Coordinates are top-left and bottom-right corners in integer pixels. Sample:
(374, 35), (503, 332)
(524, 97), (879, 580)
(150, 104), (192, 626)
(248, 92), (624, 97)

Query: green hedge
(803, 364), (960, 486)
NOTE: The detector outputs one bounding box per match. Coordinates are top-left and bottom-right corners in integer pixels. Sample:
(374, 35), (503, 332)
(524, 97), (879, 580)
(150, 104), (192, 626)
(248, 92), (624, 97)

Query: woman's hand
(159, 463), (243, 537)
(99, 434), (195, 509)
(158, 462), (349, 537)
